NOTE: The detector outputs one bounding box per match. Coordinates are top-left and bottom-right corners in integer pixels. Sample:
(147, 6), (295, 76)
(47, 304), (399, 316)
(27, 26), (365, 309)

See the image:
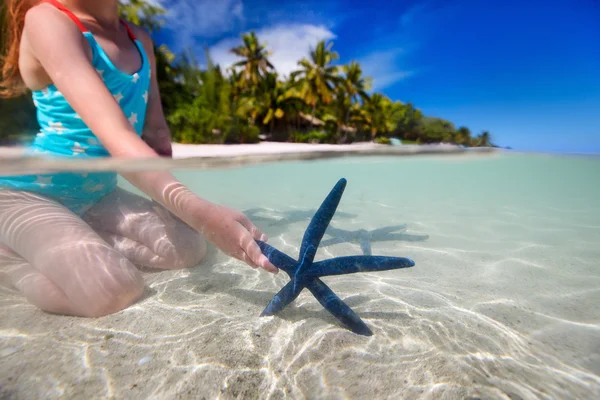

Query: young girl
(0, 0), (277, 318)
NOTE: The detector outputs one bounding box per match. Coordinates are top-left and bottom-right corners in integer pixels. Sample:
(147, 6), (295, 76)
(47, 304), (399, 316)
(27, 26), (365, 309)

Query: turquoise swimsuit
(0, 0), (151, 216)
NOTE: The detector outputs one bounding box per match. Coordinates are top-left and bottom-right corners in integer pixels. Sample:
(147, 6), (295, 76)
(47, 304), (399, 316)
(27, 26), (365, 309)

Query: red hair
(0, 0), (38, 98)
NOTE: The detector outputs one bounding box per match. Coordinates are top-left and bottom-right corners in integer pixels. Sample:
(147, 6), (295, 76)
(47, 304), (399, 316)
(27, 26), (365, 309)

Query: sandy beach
(170, 141), (478, 158)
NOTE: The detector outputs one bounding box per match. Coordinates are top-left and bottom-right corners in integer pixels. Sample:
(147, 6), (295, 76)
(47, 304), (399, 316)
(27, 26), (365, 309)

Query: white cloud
(208, 24), (336, 78)
(358, 48), (413, 91)
(156, 0), (245, 47)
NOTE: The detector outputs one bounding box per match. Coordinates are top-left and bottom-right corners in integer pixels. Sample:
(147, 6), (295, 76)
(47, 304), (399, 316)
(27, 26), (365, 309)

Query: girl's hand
(195, 202), (278, 274)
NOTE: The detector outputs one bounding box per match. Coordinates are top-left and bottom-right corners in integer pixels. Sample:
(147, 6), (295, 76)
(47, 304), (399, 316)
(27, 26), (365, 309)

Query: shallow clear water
(1, 152), (599, 399)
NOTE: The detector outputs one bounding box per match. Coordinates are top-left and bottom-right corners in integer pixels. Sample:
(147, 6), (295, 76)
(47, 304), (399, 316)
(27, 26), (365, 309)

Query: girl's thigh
(0, 189), (144, 316)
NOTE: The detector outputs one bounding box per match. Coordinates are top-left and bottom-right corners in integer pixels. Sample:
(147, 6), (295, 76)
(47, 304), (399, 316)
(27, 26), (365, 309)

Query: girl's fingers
(240, 251), (260, 270)
(239, 215), (268, 242)
(242, 235), (278, 274)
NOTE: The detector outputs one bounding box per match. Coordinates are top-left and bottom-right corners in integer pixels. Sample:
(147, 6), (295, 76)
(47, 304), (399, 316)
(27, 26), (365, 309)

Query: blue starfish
(255, 178), (416, 336)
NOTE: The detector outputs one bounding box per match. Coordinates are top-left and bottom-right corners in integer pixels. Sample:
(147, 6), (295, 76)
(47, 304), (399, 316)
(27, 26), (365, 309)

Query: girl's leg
(0, 244), (75, 314)
(82, 187), (207, 270)
(0, 190), (144, 317)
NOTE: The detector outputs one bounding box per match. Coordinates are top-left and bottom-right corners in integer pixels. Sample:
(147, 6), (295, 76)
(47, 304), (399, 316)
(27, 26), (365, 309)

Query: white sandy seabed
(0, 143), (599, 399)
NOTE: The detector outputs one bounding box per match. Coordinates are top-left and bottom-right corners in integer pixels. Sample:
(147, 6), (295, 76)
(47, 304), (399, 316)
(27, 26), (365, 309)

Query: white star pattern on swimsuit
(34, 175), (53, 185)
(128, 112), (138, 126)
(143, 91), (148, 103)
(49, 121), (65, 134)
(71, 142), (85, 155)
(132, 73), (139, 83)
(114, 92), (124, 103)
(84, 183), (106, 193)
(96, 69), (104, 77)
(87, 138), (98, 146)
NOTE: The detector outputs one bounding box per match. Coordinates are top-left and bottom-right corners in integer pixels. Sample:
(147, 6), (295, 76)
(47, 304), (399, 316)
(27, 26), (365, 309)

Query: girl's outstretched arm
(21, 5), (277, 273)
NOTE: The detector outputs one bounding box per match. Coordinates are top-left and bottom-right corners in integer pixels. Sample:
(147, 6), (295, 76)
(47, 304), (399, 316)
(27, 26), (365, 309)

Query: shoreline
(0, 141), (499, 176)
(170, 141), (493, 158)
(0, 141), (497, 159)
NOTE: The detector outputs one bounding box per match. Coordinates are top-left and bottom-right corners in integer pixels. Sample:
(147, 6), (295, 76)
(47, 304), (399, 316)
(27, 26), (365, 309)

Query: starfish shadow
(244, 209), (428, 257)
(243, 207), (357, 238)
(255, 178), (416, 336)
(322, 225), (430, 255)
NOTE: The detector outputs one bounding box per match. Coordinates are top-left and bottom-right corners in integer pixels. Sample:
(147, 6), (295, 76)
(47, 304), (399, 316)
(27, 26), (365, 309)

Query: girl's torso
(29, 0), (151, 157)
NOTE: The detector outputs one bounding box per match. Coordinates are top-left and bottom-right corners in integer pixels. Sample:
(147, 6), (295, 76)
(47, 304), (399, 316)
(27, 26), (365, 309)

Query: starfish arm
(310, 256), (415, 277)
(299, 178), (347, 264)
(306, 278), (373, 336)
(255, 240), (298, 275)
(359, 235), (373, 255)
(261, 280), (305, 316)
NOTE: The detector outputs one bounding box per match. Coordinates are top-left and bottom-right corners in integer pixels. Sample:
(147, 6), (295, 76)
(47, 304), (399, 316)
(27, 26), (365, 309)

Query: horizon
(148, 0), (600, 154)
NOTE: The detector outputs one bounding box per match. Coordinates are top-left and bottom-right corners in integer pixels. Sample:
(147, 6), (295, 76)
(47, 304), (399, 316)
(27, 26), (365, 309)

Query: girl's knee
(163, 234), (207, 270)
(79, 276), (144, 317)
(75, 261), (145, 317)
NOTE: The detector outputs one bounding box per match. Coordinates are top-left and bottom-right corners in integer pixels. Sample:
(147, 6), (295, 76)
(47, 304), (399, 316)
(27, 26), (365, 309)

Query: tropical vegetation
(0, 0), (496, 148)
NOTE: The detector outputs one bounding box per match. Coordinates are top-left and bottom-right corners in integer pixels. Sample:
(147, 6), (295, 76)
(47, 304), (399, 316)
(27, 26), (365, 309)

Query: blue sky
(150, 0), (600, 153)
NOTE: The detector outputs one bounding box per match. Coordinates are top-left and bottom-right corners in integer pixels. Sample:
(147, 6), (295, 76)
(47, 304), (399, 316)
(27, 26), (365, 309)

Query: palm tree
(362, 93), (393, 139)
(480, 131), (492, 146)
(455, 126), (472, 146)
(472, 130), (493, 147)
(290, 40), (341, 126)
(341, 62), (371, 115)
(336, 61), (371, 140)
(229, 31), (275, 91)
(255, 73), (304, 138)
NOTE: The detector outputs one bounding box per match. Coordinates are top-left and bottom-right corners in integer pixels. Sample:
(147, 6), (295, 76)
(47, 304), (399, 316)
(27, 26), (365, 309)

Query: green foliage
(0, 0), (497, 148)
(374, 136), (391, 145)
(0, 96), (38, 145)
(224, 123), (260, 144)
(117, 0), (166, 33)
(290, 130), (329, 144)
(167, 49), (231, 144)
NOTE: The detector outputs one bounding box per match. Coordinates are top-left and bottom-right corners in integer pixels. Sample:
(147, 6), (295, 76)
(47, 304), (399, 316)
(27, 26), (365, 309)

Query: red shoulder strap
(120, 20), (137, 41)
(40, 0), (137, 41)
(40, 0), (89, 33)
